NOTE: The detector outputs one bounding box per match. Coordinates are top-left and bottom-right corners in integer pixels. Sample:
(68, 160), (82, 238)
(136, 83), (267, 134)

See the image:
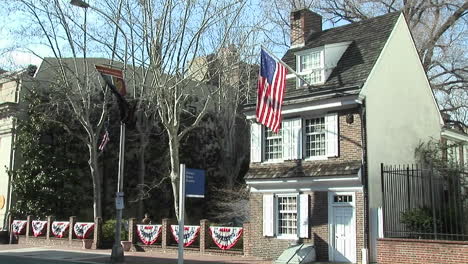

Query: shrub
(400, 207), (435, 235)
(102, 219), (128, 241)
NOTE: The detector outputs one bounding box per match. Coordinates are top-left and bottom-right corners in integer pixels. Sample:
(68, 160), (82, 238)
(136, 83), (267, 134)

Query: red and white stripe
(256, 62), (287, 133)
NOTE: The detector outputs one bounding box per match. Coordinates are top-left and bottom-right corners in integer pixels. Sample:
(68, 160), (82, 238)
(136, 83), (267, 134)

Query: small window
(334, 195), (353, 203)
(304, 117), (326, 157)
(277, 196), (297, 236)
(297, 50), (323, 87)
(264, 127), (282, 160)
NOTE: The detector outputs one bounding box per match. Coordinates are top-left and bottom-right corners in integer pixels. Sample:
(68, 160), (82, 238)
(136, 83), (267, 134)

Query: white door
(332, 206), (355, 263)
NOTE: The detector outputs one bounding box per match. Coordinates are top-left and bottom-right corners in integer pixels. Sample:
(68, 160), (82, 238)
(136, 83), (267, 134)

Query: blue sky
(0, 1), (346, 71)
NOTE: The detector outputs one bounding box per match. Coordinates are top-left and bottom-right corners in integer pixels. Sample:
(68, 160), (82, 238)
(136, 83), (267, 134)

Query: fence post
(46, 216), (54, 241)
(380, 163), (386, 238)
(200, 219), (209, 254)
(429, 167), (437, 239)
(128, 218), (136, 244)
(161, 218), (170, 251)
(26, 215), (34, 242)
(243, 222), (250, 256)
(406, 165), (411, 211)
(93, 217), (102, 249)
(69, 216), (76, 244)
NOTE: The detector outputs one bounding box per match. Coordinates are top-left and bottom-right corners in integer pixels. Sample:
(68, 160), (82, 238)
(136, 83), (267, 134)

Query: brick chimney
(290, 9), (322, 47)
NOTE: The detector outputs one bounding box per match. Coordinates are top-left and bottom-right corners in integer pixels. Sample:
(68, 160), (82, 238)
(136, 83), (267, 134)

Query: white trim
(295, 48), (325, 87)
(441, 129), (468, 143)
(303, 156), (328, 161)
(246, 176), (359, 185)
(245, 95), (359, 120)
(378, 207), (384, 238)
(249, 187), (363, 193)
(328, 191), (357, 263)
(275, 193), (299, 238)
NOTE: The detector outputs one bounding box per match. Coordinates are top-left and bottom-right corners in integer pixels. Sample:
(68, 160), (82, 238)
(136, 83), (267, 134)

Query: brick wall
(290, 9), (322, 46)
(248, 191), (365, 262)
(377, 238), (468, 264)
(333, 108), (363, 163)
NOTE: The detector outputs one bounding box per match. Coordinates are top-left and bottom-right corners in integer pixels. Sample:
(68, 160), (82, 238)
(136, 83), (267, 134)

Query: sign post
(178, 164), (186, 264)
(177, 164), (205, 264)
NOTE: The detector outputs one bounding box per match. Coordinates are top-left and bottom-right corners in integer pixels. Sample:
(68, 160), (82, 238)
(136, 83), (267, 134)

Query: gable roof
(246, 12), (401, 107)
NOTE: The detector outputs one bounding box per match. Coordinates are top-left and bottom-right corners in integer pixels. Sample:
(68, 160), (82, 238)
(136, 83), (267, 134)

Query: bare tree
(105, 0), (257, 220)
(3, 0), (127, 218)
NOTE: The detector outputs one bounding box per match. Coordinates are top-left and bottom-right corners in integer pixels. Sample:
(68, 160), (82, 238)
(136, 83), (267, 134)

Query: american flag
(98, 130), (110, 151)
(256, 49), (287, 133)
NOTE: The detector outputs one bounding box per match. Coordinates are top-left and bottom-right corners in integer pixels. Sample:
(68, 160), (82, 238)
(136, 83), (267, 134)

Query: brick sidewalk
(0, 244), (272, 264)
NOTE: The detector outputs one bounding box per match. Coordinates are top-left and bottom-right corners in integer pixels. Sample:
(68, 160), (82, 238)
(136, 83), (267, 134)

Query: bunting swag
(52, 221), (70, 238)
(32, 220), (47, 237)
(74, 222), (95, 239)
(136, 225), (162, 245)
(209, 227), (243, 250)
(170, 225), (200, 247)
(12, 220), (27, 235)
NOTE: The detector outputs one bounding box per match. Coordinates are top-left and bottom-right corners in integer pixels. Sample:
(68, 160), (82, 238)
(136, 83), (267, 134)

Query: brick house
(243, 9), (443, 263)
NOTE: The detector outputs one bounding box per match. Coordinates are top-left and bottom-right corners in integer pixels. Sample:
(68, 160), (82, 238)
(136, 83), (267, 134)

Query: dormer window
(296, 49), (324, 87)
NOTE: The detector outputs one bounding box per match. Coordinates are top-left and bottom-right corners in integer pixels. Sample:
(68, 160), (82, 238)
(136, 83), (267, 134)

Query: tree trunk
(137, 131), (148, 219)
(88, 142), (102, 218)
(168, 134), (180, 220)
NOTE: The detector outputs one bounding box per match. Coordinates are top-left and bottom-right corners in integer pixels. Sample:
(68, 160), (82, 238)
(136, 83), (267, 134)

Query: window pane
(298, 51), (322, 86)
(305, 117), (326, 157)
(277, 196), (297, 236)
(264, 127), (282, 160)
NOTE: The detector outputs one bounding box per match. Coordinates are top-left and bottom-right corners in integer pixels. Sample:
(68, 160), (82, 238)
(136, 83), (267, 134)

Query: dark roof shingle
(246, 12), (401, 106)
(245, 160), (362, 180)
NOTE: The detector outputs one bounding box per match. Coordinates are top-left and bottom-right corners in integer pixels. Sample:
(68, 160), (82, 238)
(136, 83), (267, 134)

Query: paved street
(0, 245), (271, 264)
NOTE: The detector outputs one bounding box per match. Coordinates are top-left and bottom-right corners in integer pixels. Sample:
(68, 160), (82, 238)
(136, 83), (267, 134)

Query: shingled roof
(246, 12), (401, 106)
(245, 160), (362, 180)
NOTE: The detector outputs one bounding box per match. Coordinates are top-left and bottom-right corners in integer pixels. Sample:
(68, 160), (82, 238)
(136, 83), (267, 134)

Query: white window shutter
(250, 122), (262, 162)
(291, 119), (302, 159)
(326, 113), (338, 157)
(282, 120), (292, 160)
(263, 194), (274, 237)
(299, 193), (309, 238)
(282, 118), (302, 160)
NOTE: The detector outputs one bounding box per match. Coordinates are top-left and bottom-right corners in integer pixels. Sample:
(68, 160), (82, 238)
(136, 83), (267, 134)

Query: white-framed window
(277, 195), (298, 236)
(296, 49), (324, 87)
(264, 127), (283, 161)
(304, 117), (326, 157)
(250, 113), (338, 163)
(263, 193), (309, 239)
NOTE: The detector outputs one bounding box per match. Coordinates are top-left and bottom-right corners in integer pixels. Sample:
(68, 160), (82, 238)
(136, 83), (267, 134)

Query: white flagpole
(261, 45), (312, 87)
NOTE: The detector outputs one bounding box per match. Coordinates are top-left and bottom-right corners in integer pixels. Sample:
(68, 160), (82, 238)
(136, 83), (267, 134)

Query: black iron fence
(381, 163), (468, 241)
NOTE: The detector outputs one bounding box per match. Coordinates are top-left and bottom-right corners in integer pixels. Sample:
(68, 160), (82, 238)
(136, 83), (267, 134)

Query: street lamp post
(70, 1), (127, 263)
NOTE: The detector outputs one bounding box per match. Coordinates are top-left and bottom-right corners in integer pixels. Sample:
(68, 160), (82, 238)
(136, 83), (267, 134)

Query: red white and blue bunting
(32, 220), (47, 237)
(209, 226), (243, 250)
(12, 220), (27, 235)
(136, 225), (161, 245)
(52, 221), (70, 238)
(170, 225), (200, 247)
(74, 222), (95, 239)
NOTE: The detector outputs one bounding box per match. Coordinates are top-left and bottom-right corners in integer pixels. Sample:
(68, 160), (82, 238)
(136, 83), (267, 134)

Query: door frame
(328, 191), (356, 263)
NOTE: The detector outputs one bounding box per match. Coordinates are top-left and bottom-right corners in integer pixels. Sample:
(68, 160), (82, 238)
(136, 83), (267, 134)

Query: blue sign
(185, 168), (205, 198)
